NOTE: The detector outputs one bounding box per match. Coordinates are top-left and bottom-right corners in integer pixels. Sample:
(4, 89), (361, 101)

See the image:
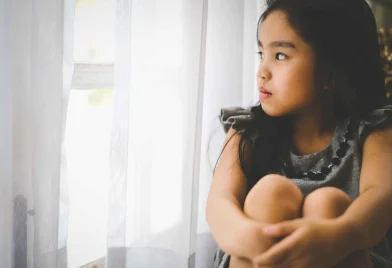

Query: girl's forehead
(258, 10), (300, 46)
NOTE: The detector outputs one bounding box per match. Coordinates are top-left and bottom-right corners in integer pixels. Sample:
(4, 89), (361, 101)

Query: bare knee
(302, 187), (352, 218)
(244, 174), (303, 222)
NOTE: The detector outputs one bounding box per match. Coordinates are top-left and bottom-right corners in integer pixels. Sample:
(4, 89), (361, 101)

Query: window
(66, 0), (115, 267)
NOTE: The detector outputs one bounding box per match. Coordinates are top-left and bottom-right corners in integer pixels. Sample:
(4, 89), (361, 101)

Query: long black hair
(220, 0), (387, 192)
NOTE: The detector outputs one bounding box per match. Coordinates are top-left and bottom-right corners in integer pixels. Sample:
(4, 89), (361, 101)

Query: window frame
(72, 62), (114, 90)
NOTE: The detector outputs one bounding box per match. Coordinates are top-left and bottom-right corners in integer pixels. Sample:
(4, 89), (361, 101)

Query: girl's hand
(251, 218), (353, 268)
(237, 219), (281, 261)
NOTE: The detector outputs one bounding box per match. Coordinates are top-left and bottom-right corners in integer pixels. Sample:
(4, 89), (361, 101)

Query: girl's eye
(275, 53), (288, 61)
(257, 51), (264, 60)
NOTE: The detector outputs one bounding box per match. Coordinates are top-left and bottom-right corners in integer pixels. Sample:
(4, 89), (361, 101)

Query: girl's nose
(257, 61), (272, 82)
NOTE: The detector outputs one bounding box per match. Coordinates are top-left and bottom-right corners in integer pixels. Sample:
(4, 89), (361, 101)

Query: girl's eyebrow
(258, 40), (297, 49)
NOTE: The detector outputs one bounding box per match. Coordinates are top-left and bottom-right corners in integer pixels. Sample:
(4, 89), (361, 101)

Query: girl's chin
(260, 103), (287, 117)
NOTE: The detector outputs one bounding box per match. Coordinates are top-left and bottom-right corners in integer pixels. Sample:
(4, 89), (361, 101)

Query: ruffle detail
(212, 248), (229, 268)
(220, 106), (255, 133)
(358, 105), (392, 147)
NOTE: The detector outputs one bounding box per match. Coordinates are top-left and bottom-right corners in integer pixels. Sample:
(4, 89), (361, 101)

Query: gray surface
(104, 233), (217, 268)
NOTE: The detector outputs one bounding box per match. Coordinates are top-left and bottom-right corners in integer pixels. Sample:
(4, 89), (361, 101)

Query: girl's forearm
(336, 186), (392, 251)
(206, 196), (260, 259)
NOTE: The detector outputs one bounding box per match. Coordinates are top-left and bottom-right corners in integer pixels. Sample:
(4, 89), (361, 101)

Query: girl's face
(257, 10), (323, 117)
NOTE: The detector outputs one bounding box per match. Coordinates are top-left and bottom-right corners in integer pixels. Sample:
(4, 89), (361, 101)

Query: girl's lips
(260, 86), (272, 94)
(259, 91), (272, 101)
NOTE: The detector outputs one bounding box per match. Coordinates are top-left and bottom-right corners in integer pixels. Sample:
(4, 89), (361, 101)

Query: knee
(303, 187), (352, 217)
(244, 174), (303, 218)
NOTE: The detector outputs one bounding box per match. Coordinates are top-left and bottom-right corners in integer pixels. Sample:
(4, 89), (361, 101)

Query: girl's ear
(316, 63), (334, 90)
(323, 79), (335, 90)
(321, 71), (335, 90)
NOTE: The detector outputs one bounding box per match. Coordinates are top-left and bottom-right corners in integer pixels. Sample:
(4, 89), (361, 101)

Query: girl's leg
(302, 187), (373, 268)
(229, 174), (303, 268)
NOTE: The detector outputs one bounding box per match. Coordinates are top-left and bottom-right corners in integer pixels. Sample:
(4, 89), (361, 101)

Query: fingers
(263, 218), (303, 237)
(253, 229), (303, 266)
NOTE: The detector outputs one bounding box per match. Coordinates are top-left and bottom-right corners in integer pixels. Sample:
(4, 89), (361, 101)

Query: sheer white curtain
(106, 0), (263, 267)
(0, 0), (264, 267)
(0, 0), (74, 267)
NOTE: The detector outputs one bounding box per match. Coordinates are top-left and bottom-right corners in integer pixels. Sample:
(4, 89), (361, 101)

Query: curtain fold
(107, 0), (263, 267)
(0, 0), (74, 267)
(0, 1), (13, 267)
(107, 0), (211, 266)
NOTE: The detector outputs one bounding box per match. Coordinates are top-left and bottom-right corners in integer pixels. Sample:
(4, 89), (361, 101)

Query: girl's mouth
(259, 90), (272, 101)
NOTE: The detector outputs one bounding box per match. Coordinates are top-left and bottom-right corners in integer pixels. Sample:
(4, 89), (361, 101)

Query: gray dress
(213, 104), (392, 268)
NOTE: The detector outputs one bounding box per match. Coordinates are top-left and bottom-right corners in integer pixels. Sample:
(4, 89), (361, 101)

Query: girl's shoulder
(219, 104), (392, 148)
(358, 104), (392, 148)
(219, 105), (256, 134)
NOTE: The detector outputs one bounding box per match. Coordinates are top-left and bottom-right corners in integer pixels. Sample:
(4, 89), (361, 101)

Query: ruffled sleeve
(220, 106), (254, 134)
(358, 105), (392, 147)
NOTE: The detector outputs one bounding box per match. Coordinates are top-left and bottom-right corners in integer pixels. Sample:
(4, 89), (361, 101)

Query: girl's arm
(336, 126), (392, 251)
(206, 128), (261, 259)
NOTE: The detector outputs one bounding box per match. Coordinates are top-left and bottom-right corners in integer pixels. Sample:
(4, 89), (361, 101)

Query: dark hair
(222, 0), (387, 192)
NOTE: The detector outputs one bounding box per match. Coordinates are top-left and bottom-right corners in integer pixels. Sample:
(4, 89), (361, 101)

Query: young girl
(206, 0), (392, 267)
